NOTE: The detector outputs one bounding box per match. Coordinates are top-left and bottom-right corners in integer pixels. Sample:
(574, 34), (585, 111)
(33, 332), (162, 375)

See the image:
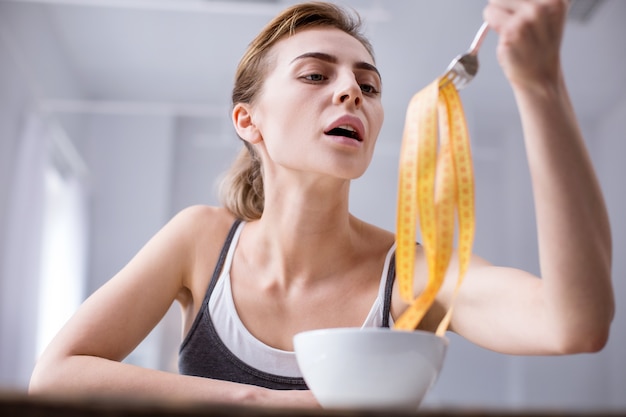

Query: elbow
(555, 272), (615, 355)
(28, 355), (67, 396)
(570, 327), (610, 354)
(28, 360), (52, 396)
(579, 280), (616, 353)
(588, 330), (611, 353)
(554, 316), (613, 355)
(549, 330), (608, 355)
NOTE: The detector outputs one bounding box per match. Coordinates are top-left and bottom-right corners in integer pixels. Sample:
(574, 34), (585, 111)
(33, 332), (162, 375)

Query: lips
(324, 115), (365, 142)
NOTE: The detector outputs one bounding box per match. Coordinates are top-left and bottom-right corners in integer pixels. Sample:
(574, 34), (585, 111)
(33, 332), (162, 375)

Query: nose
(333, 73), (362, 108)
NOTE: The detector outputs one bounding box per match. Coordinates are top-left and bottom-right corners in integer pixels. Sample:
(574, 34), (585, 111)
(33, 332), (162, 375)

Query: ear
(232, 103), (262, 144)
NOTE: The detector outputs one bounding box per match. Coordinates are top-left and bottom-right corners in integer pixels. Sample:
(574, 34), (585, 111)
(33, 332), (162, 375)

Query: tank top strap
(203, 218), (243, 304)
(179, 218), (242, 352)
(381, 249), (396, 328)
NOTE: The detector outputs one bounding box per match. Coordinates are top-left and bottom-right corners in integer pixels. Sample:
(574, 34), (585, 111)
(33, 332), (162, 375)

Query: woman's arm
(434, 0), (613, 355)
(28, 206), (316, 408)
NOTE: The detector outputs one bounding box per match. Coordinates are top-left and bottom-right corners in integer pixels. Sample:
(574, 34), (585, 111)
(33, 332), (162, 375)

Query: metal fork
(441, 22), (489, 90)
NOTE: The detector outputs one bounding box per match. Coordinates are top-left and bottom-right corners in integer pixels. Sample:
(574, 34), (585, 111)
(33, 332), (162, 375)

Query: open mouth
(325, 125), (362, 142)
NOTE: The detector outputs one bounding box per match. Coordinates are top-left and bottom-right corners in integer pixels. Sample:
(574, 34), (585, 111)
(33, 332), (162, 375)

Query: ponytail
(218, 143), (264, 221)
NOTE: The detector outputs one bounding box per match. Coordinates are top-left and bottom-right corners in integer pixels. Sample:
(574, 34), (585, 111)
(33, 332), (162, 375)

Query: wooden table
(0, 390), (621, 417)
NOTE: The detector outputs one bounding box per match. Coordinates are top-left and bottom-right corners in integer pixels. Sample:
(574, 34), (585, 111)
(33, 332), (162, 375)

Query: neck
(240, 177), (362, 286)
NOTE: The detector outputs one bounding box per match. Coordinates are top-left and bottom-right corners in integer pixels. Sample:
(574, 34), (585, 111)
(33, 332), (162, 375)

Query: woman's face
(243, 27), (384, 182)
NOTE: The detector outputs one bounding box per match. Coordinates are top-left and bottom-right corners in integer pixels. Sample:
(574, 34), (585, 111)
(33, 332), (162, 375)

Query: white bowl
(293, 327), (448, 412)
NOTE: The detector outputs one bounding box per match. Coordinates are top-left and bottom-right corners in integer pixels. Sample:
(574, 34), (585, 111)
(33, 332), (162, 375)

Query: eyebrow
(291, 52), (382, 81)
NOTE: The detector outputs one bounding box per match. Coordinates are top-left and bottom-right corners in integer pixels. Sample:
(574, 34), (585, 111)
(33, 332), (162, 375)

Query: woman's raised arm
(438, 0), (613, 355)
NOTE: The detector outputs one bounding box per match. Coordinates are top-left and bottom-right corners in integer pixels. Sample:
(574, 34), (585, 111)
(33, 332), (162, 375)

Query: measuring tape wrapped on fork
(393, 75), (476, 336)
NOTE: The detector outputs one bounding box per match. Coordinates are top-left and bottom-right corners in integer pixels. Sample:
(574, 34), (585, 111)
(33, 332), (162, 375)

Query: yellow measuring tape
(393, 76), (475, 336)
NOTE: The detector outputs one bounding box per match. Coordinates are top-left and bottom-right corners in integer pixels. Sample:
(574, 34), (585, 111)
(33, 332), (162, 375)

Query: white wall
(83, 114), (175, 292)
(0, 37), (37, 388)
(0, 2), (85, 388)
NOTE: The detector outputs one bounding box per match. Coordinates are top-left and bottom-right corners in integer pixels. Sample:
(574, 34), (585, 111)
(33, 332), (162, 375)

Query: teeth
(338, 125), (356, 132)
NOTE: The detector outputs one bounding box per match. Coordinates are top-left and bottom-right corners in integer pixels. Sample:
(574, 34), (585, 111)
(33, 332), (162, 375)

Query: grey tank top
(178, 219), (397, 390)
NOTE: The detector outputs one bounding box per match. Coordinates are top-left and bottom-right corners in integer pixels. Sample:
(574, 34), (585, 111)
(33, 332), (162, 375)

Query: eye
(302, 73), (327, 83)
(360, 83), (380, 95)
(357, 72), (382, 96)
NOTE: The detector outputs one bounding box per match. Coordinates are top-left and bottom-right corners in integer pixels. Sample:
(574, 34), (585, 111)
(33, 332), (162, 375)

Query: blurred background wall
(0, 0), (624, 412)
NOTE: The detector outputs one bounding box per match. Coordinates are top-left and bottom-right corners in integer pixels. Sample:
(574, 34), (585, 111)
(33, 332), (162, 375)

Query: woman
(29, 0), (614, 408)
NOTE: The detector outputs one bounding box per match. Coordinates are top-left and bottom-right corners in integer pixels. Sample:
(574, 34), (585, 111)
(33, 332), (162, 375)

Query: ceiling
(1, 0), (625, 153)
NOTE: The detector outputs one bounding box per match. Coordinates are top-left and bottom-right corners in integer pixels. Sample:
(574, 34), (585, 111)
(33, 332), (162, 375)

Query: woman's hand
(484, 0), (569, 90)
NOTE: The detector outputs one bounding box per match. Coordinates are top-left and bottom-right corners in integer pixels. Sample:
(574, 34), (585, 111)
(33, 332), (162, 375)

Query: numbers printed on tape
(393, 77), (476, 336)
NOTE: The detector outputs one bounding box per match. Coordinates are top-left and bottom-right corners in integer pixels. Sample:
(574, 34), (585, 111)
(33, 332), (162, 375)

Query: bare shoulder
(169, 205), (236, 231)
(171, 206), (238, 315)
(168, 205), (237, 271)
(350, 216), (395, 255)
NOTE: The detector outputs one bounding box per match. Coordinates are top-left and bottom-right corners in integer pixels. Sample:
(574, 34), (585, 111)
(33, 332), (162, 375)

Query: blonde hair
(218, 1), (374, 221)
